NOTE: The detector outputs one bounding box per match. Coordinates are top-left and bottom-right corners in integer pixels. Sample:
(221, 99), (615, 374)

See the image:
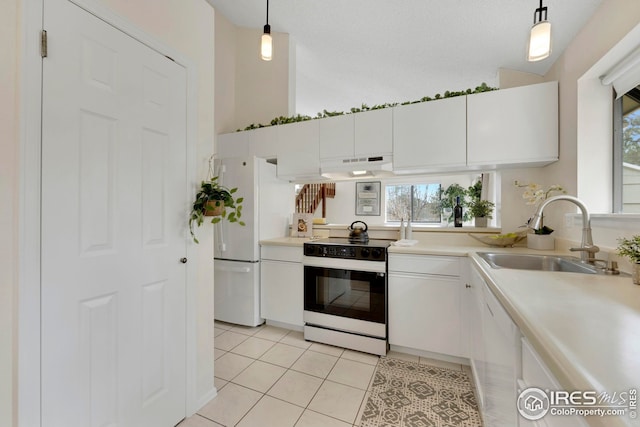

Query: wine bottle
(454, 196), (463, 228)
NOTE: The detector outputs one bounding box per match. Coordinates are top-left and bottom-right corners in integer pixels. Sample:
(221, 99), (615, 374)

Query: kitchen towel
(392, 239), (418, 247)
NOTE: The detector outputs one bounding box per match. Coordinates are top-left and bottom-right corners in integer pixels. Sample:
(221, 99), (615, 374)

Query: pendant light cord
(266, 0), (269, 25)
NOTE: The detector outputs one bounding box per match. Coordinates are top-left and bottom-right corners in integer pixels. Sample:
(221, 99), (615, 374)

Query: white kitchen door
(41, 0), (188, 426)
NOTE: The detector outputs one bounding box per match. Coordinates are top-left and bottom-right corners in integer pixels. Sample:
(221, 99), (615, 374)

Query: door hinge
(41, 30), (48, 58)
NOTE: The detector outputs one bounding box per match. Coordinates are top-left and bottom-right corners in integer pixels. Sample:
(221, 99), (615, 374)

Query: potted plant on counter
(516, 181), (565, 250)
(617, 235), (640, 285)
(468, 199), (495, 228)
(189, 176), (245, 243)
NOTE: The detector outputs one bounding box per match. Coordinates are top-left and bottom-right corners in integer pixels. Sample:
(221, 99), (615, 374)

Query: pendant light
(527, 0), (552, 62)
(261, 0), (273, 61)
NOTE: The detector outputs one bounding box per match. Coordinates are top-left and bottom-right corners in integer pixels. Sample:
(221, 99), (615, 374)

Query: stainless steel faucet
(528, 195), (600, 263)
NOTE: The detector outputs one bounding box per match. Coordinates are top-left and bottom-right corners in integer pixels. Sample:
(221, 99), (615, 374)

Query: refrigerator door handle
(215, 265), (251, 274)
(216, 222), (226, 252)
(215, 161), (227, 253)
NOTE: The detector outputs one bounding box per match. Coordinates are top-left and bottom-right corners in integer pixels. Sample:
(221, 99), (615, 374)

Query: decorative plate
(468, 231), (527, 247)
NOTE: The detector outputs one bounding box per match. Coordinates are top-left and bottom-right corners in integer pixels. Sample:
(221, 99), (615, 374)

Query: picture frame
(355, 181), (381, 216)
(292, 212), (313, 237)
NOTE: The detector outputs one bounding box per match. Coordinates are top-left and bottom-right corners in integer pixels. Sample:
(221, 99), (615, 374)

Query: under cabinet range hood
(320, 154), (394, 180)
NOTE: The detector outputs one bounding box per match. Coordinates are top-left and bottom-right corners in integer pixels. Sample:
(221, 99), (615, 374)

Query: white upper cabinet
(354, 108), (393, 157)
(467, 81), (558, 168)
(217, 131), (250, 159)
(393, 96), (467, 174)
(319, 114), (354, 160)
(319, 109), (393, 161)
(276, 120), (322, 181)
(249, 126), (278, 159)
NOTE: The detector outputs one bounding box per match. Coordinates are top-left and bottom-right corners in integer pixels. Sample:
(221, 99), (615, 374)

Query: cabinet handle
(465, 283), (471, 288)
(486, 303), (494, 317)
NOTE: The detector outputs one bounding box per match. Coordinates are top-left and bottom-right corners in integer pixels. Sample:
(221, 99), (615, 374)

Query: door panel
(41, 0), (187, 425)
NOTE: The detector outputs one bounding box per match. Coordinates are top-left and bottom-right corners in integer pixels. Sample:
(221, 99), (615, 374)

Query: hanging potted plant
(468, 199), (495, 228)
(617, 235), (640, 285)
(189, 176), (245, 243)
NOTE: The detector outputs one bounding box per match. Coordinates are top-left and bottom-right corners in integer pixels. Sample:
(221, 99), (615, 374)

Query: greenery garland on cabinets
(237, 82), (497, 131)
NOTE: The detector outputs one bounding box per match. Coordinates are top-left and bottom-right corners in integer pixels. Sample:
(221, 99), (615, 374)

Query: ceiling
(206, 0), (603, 117)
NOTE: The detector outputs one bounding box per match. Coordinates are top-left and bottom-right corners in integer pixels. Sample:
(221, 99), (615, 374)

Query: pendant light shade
(261, 0), (273, 61)
(527, 0), (552, 62)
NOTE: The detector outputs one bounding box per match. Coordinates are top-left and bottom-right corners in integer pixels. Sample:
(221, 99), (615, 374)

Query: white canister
(527, 233), (555, 250)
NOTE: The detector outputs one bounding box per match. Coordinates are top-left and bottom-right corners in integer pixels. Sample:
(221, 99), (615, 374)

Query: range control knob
(360, 248), (370, 258)
(304, 245), (316, 256)
(371, 248), (383, 259)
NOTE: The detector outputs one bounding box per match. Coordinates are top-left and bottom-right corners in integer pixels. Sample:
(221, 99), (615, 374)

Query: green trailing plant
(189, 176), (245, 243)
(617, 235), (640, 263)
(236, 83), (498, 132)
(468, 199), (495, 219)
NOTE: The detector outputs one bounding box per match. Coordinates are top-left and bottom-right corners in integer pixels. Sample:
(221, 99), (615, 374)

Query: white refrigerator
(213, 156), (294, 326)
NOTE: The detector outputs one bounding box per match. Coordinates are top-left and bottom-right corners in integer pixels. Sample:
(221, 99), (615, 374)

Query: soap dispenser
(406, 217), (412, 240)
(399, 218), (406, 240)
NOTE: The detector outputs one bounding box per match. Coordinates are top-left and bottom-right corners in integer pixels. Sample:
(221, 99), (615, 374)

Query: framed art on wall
(355, 181), (381, 216)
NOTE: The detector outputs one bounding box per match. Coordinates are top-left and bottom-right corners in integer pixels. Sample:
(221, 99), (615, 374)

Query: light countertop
(259, 235), (640, 427)
(470, 253), (640, 427)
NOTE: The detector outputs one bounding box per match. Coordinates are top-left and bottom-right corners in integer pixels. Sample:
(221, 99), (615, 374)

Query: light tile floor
(178, 321), (469, 427)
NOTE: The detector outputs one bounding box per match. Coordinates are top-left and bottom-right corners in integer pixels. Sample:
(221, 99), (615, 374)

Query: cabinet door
(467, 81), (558, 167)
(393, 96), (467, 173)
(319, 114), (354, 160)
(260, 260), (304, 327)
(217, 131), (250, 159)
(354, 108), (392, 157)
(249, 126), (278, 159)
(388, 272), (462, 357)
(482, 277), (519, 426)
(468, 266), (486, 409)
(276, 120), (321, 180)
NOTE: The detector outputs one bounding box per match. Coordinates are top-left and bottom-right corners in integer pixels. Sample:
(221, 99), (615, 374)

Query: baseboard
(389, 345), (470, 365)
(192, 386), (217, 416)
(265, 319), (303, 332)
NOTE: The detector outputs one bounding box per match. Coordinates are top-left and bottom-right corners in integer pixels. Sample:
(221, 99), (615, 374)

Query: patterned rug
(359, 358), (483, 427)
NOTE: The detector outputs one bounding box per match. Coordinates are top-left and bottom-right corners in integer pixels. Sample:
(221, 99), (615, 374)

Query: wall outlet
(564, 214), (573, 228)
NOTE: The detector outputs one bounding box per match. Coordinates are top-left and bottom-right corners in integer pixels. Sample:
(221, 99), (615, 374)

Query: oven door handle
(302, 256), (386, 273)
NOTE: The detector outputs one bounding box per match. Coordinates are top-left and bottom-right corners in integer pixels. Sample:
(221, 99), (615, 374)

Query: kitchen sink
(476, 252), (599, 274)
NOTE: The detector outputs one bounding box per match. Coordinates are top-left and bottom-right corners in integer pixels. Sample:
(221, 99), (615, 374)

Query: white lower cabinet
(519, 338), (588, 427)
(260, 245), (304, 327)
(388, 254), (465, 358)
(469, 262), (589, 427)
(480, 271), (520, 426)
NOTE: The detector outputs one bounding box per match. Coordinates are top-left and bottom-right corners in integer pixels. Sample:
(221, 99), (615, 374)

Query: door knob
(180, 257), (188, 264)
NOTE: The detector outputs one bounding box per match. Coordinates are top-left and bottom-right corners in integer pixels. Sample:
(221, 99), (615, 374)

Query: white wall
(543, 0), (640, 250)
(1, 1), (20, 425)
(5, 1), (217, 425)
(214, 16), (292, 135)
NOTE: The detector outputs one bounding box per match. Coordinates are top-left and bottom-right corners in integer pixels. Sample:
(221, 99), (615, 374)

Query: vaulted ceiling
(207, 0), (602, 116)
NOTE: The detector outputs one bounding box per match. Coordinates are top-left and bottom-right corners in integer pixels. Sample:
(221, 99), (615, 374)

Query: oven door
(303, 265), (386, 324)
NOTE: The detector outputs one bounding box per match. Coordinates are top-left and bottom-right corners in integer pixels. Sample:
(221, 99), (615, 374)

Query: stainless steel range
(303, 238), (391, 356)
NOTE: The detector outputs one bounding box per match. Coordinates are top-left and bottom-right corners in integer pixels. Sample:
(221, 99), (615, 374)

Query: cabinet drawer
(388, 254), (460, 276)
(260, 245), (303, 262)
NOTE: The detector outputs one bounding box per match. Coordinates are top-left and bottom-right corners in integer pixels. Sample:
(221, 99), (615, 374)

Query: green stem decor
(237, 83), (497, 132)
